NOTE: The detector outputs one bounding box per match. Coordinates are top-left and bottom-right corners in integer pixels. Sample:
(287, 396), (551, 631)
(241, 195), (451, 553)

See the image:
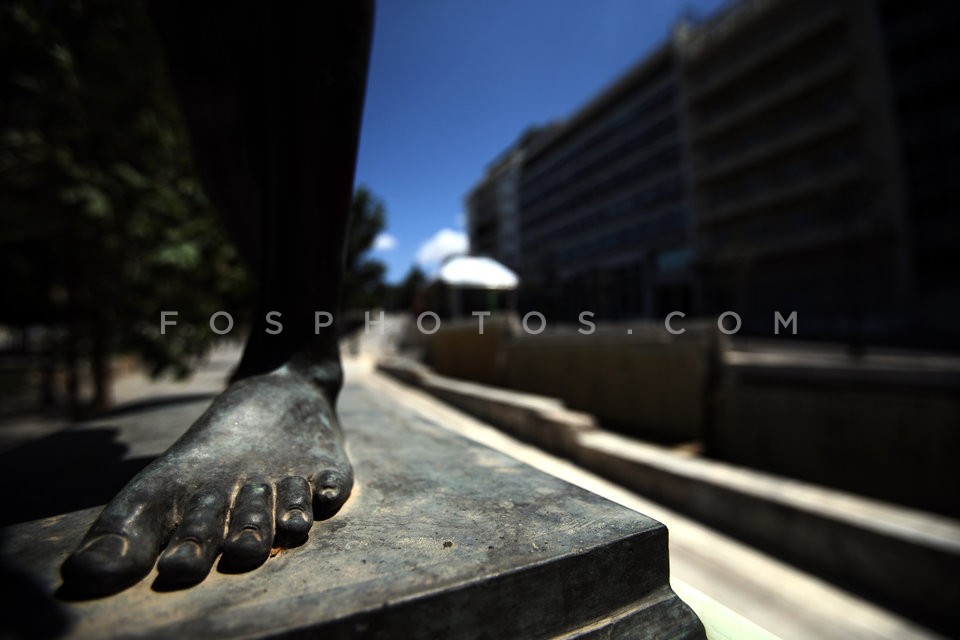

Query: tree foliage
(0, 0), (252, 407)
(342, 186), (389, 312)
(390, 265), (427, 312)
(1, 0), (394, 411)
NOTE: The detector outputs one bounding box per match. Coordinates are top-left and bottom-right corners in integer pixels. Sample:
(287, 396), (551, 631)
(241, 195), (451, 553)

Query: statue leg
(61, 1), (374, 593)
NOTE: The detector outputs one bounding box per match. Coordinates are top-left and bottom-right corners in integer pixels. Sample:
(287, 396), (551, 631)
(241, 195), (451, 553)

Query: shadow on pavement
(96, 392), (216, 419)
(0, 532), (72, 639)
(0, 392), (219, 526)
(0, 427), (154, 526)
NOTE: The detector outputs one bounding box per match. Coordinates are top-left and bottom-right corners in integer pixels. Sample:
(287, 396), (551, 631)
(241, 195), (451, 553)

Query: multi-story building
(466, 127), (549, 272)
(516, 45), (694, 322)
(875, 0), (960, 342)
(678, 0), (913, 339)
(467, 0), (957, 343)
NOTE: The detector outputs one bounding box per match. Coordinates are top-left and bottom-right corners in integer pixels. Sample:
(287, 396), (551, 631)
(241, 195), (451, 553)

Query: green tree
(0, 0), (252, 413)
(342, 186), (389, 312)
(390, 265), (427, 312)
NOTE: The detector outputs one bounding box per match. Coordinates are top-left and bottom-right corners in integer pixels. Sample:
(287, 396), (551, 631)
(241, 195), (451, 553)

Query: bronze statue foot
(61, 369), (352, 595)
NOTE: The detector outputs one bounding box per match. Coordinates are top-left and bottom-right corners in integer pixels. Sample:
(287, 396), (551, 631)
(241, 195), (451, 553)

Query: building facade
(466, 127), (550, 273)
(516, 46), (694, 322)
(678, 0), (912, 339)
(466, 0), (958, 343)
(875, 0), (960, 342)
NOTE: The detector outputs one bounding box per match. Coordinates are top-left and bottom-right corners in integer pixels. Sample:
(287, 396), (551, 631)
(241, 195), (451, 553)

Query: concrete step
(376, 356), (960, 634)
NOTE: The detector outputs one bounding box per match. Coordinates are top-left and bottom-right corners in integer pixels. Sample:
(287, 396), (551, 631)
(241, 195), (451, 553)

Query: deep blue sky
(355, 0), (727, 283)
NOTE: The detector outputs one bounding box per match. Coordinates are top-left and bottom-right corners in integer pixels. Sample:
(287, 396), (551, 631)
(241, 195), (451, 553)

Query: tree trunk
(90, 318), (112, 412)
(65, 329), (81, 420)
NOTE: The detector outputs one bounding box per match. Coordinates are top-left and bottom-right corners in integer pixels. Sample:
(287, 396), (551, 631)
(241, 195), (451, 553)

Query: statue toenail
(282, 509), (309, 526)
(82, 533), (130, 556)
(169, 539), (202, 559)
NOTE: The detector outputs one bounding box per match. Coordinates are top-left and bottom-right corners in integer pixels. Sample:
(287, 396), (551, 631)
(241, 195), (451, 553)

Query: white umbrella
(437, 255), (519, 290)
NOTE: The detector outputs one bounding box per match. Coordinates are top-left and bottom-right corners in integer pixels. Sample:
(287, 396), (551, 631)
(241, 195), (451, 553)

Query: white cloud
(372, 233), (397, 251)
(416, 228), (469, 267)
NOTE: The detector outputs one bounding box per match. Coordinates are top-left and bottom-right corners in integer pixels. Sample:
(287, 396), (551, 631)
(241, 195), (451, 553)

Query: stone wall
(502, 326), (719, 442)
(715, 361), (960, 517)
(426, 317), (720, 442)
(420, 315), (960, 515)
(426, 316), (516, 387)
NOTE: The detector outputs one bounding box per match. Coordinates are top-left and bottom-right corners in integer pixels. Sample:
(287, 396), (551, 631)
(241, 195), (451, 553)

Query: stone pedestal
(0, 383), (704, 639)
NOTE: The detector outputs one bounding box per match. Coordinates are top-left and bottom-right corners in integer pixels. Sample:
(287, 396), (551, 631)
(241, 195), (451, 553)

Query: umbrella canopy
(437, 255), (519, 290)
